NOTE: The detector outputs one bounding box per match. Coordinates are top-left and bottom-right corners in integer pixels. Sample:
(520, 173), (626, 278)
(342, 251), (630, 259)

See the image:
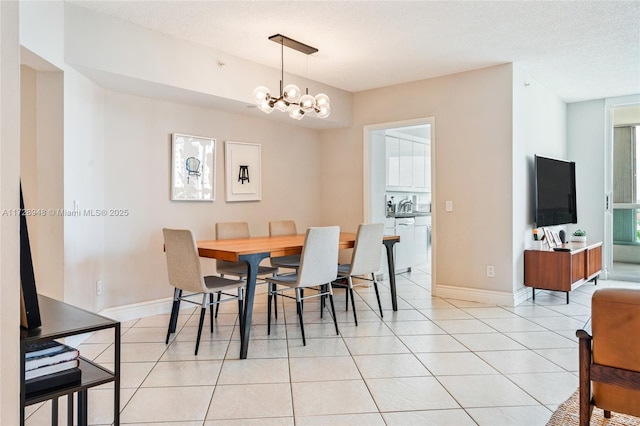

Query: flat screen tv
(534, 155), (577, 227)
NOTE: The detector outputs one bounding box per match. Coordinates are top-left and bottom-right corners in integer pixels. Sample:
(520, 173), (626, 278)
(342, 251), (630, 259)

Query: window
(613, 125), (640, 244)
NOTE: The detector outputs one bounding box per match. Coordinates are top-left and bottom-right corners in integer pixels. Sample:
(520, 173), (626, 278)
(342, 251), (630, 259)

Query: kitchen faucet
(398, 199), (413, 213)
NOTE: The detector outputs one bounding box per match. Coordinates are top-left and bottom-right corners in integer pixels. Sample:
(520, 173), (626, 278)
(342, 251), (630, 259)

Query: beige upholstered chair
(335, 223), (385, 325)
(265, 226), (340, 345)
(268, 220), (301, 269)
(577, 288), (640, 425)
(162, 228), (244, 355)
(215, 221), (278, 317)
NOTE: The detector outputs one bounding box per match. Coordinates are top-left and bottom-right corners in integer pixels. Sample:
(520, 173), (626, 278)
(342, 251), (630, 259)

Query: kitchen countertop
(387, 212), (431, 218)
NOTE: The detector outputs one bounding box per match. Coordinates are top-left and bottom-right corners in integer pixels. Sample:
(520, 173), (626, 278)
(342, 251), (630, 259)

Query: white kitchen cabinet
(399, 139), (413, 187)
(414, 215), (431, 268)
(413, 142), (427, 189)
(394, 217), (415, 272)
(386, 137), (400, 187)
(385, 136), (429, 191)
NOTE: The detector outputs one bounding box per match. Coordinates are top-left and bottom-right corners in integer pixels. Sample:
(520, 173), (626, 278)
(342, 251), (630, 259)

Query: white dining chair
(162, 228), (245, 355)
(265, 226), (340, 345)
(215, 222), (279, 318)
(335, 223), (385, 325)
(268, 220), (301, 269)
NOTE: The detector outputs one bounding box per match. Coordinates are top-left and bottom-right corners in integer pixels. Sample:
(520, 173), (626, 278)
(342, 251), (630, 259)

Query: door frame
(363, 117), (437, 294)
(604, 94), (640, 280)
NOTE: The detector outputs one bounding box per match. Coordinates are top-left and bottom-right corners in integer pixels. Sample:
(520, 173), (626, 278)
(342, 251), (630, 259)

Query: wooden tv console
(524, 241), (602, 304)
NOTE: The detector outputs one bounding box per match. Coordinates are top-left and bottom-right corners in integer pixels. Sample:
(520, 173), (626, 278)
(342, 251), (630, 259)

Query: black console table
(20, 295), (120, 425)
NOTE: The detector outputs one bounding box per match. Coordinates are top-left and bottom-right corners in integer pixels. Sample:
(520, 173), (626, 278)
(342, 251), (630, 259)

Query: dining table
(166, 232), (400, 359)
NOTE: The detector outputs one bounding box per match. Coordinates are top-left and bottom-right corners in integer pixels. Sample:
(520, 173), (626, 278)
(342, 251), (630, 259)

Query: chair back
(215, 222), (250, 272)
(269, 220), (297, 236)
(216, 222), (250, 240)
(349, 223), (384, 275)
(296, 226), (340, 287)
(591, 288), (640, 417)
(163, 228), (206, 293)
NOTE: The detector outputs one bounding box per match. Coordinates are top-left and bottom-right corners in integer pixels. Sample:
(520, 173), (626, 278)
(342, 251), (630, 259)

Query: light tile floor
(24, 271), (639, 425)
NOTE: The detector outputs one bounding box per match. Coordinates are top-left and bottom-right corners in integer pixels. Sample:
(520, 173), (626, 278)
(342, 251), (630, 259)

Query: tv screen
(534, 155), (577, 227)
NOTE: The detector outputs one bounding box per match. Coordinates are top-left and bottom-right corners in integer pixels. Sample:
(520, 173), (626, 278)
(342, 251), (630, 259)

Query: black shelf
(20, 295), (120, 425)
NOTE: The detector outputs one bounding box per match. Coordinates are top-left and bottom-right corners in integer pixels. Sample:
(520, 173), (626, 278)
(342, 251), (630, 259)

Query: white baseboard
(434, 284), (524, 307)
(97, 285), (270, 323)
(98, 296), (177, 323)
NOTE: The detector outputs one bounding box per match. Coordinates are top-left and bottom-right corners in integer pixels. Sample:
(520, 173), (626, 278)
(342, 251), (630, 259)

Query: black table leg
(77, 390), (87, 426)
(67, 393), (73, 426)
(239, 252), (269, 359)
(51, 397), (59, 426)
(383, 239), (399, 311)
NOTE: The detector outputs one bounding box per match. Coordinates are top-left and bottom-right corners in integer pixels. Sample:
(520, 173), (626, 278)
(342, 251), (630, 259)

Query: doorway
(363, 117), (435, 292)
(606, 101), (640, 282)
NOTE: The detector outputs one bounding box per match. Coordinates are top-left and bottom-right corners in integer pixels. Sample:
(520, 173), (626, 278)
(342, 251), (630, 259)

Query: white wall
(512, 65), (567, 300)
(320, 64), (517, 305)
(20, 65), (65, 300)
(63, 3), (352, 130)
(0, 1), (21, 423)
(567, 100), (606, 245)
(100, 92), (324, 310)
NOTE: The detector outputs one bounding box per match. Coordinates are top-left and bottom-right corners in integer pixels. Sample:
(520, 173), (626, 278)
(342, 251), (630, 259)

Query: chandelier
(253, 34), (330, 120)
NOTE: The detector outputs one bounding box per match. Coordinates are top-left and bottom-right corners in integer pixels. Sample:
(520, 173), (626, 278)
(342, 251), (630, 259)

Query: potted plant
(572, 229), (587, 243)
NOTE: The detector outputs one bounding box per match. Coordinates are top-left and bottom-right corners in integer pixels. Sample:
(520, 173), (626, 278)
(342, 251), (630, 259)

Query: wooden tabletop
(197, 232), (399, 262)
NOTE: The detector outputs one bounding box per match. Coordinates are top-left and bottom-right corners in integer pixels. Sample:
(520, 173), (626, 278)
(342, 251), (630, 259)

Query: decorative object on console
(225, 141), (262, 202)
(253, 34), (330, 120)
(572, 229), (587, 242)
(171, 133), (215, 201)
(20, 183), (41, 330)
(559, 229), (566, 243)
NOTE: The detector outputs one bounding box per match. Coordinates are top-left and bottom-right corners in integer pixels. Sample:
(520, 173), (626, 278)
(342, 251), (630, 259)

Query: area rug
(547, 390), (640, 426)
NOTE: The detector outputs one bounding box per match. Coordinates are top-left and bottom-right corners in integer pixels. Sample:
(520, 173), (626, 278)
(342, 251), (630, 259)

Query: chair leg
(166, 288), (181, 344)
(209, 293), (214, 332)
(267, 285), (273, 336)
(328, 292), (339, 336)
(372, 273), (383, 318)
(348, 279), (358, 326)
(272, 283), (278, 320)
(238, 288), (244, 331)
(296, 289), (306, 346)
(320, 284), (325, 319)
(195, 303), (207, 356)
(215, 291), (222, 318)
(604, 410), (611, 419)
(345, 284), (349, 311)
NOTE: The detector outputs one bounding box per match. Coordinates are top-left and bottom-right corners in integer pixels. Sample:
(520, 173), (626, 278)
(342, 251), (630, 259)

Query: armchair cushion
(591, 288), (640, 418)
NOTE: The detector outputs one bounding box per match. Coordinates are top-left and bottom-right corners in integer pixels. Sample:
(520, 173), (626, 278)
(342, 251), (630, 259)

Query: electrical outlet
(486, 265), (495, 277)
(96, 280), (102, 296)
(445, 201), (453, 212)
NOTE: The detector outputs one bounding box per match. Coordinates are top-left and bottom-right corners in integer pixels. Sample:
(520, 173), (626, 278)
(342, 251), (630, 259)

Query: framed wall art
(225, 141), (262, 202)
(171, 133), (215, 201)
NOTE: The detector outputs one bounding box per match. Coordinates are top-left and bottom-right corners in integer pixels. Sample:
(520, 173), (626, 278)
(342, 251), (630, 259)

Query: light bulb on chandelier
(253, 34), (330, 120)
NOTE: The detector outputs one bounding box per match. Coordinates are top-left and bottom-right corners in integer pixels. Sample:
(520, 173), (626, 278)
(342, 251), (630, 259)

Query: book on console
(25, 359), (80, 381)
(25, 343), (79, 371)
(24, 340), (68, 359)
(25, 367), (81, 395)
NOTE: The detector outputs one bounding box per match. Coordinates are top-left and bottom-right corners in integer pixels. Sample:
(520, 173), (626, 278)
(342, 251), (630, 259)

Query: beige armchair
(576, 288), (640, 426)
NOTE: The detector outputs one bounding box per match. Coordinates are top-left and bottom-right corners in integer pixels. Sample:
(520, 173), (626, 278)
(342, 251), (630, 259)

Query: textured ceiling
(69, 0), (640, 102)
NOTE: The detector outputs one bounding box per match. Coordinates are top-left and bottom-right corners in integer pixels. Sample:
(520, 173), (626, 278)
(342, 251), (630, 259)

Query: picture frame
(543, 227), (556, 249)
(552, 231), (563, 247)
(225, 141), (262, 202)
(170, 133), (215, 201)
